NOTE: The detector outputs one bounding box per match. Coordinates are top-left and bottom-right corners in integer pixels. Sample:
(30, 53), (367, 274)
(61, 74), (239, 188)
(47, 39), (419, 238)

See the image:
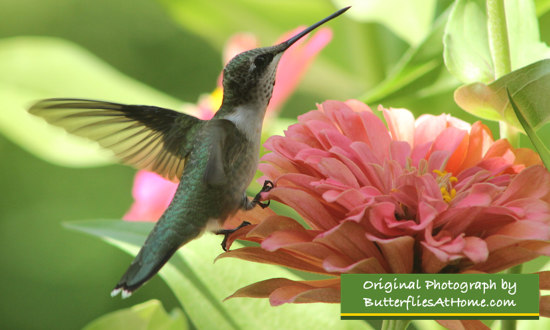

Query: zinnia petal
(383, 107), (416, 144)
(436, 320), (490, 330)
(217, 246), (326, 274)
(226, 278), (340, 306)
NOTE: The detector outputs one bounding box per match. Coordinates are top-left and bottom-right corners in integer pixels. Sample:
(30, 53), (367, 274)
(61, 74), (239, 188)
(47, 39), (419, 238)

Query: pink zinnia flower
(123, 28), (333, 222)
(219, 100), (550, 323)
(124, 171), (177, 221)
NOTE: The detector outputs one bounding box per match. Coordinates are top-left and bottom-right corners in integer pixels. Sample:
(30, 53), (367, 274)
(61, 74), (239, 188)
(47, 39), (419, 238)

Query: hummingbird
(28, 6), (350, 298)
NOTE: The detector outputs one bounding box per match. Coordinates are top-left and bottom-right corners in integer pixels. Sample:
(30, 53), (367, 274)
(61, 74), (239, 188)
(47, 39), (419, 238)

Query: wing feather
(29, 98), (203, 181)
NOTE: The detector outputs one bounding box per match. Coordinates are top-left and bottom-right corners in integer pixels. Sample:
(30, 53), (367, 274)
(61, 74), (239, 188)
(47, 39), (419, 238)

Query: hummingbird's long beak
(280, 6), (350, 51)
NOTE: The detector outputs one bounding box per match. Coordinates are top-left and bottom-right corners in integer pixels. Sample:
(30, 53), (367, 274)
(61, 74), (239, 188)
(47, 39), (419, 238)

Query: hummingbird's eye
(253, 54), (273, 70)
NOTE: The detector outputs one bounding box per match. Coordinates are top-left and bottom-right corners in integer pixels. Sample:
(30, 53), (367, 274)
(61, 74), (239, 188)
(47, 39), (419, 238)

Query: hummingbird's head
(220, 6), (350, 110)
(221, 45), (284, 108)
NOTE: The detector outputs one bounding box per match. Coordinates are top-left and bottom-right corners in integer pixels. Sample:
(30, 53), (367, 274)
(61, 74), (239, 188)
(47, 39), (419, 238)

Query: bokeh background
(2, 0), (550, 329)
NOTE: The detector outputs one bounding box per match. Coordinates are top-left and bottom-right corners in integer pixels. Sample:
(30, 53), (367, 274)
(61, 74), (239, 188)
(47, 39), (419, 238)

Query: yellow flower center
(433, 169), (457, 203)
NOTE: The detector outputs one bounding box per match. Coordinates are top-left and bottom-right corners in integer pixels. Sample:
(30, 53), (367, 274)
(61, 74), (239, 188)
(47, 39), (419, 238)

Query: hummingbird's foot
(252, 180), (274, 209)
(216, 221), (251, 251)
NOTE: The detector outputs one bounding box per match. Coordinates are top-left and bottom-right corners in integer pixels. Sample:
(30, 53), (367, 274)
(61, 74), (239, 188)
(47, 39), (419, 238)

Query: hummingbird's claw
(261, 180), (274, 192)
(252, 180), (274, 209)
(216, 221), (251, 251)
(257, 200), (270, 209)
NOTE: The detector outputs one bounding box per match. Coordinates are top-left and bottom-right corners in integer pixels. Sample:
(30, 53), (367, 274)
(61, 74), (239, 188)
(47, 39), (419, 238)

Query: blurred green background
(1, 0), (550, 329)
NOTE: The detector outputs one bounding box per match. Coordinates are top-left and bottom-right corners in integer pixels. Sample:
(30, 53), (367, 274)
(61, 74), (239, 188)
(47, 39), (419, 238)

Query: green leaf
(443, 0), (494, 83)
(504, 0), (550, 71)
(507, 89), (550, 170)
(444, 0), (550, 84)
(536, 0), (550, 16)
(0, 36), (186, 168)
(455, 59), (550, 129)
(332, 0), (437, 46)
(65, 219), (370, 330)
(84, 299), (187, 330)
(361, 7), (450, 103)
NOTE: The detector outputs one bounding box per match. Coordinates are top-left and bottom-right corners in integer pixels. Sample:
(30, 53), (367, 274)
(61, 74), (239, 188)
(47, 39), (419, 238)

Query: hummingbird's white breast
(222, 104), (265, 144)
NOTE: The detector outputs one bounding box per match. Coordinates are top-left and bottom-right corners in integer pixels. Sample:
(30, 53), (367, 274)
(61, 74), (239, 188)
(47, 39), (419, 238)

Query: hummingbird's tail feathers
(110, 243), (180, 298)
(110, 287), (133, 299)
(28, 98), (204, 181)
(110, 216), (204, 298)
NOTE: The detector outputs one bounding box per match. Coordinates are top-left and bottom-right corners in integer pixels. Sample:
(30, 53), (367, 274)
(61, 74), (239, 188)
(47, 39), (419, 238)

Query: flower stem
(488, 5), (519, 329)
(501, 263), (522, 330)
(381, 320), (410, 330)
(487, 0), (511, 78)
(499, 121), (519, 147)
(486, 0), (520, 147)
(501, 318), (516, 330)
(503, 266), (520, 330)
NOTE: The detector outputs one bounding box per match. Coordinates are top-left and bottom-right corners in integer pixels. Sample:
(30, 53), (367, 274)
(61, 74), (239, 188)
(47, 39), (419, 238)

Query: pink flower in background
(123, 28), (333, 222)
(269, 27), (332, 117)
(124, 171), (177, 221)
(220, 100), (550, 313)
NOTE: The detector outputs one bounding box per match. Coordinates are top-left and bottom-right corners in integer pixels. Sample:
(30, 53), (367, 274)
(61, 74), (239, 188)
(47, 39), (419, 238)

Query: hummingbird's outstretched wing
(29, 98), (204, 181)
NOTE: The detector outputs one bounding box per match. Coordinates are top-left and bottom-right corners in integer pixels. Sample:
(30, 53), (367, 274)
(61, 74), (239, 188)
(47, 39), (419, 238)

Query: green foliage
(336, 0), (466, 119)
(360, 7), (450, 104)
(444, 0), (550, 150)
(67, 220), (370, 330)
(537, 0), (550, 15)
(508, 89), (550, 170)
(444, 0), (494, 83)
(444, 0), (550, 85)
(159, 0), (334, 47)
(0, 37), (183, 167)
(84, 300), (187, 330)
(455, 59), (550, 129)
(333, 0), (438, 46)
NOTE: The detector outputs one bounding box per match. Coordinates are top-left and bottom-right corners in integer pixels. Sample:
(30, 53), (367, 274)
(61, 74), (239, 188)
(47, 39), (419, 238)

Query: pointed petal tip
(213, 251), (232, 263)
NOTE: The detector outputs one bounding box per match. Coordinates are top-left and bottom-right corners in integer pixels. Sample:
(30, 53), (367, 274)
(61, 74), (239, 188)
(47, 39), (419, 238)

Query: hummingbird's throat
(223, 103), (265, 144)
